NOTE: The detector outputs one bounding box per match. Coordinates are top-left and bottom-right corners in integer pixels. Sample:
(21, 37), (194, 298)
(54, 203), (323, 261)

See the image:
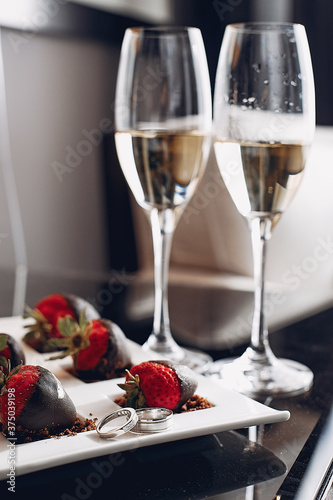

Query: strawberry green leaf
(0, 375), (6, 394)
(126, 390), (146, 409)
(117, 371), (146, 409)
(0, 334), (7, 351)
(78, 309), (89, 332)
(0, 359), (20, 394)
(23, 305), (52, 332)
(48, 347), (81, 360)
(57, 316), (79, 337)
(48, 315), (91, 360)
(8, 361), (23, 378)
(0, 355), (8, 372)
(117, 382), (135, 391)
(138, 392), (146, 408)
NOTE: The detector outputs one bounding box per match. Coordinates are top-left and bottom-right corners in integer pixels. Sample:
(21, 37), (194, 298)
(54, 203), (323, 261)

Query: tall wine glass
(114, 27), (212, 369)
(211, 23), (315, 397)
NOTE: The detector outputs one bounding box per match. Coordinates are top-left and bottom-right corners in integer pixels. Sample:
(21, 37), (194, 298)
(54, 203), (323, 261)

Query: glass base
(142, 334), (212, 372)
(202, 348), (314, 399)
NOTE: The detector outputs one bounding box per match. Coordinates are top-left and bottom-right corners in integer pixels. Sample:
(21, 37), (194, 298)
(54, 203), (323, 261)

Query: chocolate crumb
(179, 394), (214, 412)
(0, 417), (97, 444)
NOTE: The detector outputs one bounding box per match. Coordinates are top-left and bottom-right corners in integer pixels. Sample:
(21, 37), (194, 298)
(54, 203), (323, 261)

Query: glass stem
(248, 217), (273, 360)
(145, 207), (183, 358)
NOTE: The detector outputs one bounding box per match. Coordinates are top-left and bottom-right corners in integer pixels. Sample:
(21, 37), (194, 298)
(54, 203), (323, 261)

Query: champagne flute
(114, 27), (212, 369)
(211, 23), (315, 397)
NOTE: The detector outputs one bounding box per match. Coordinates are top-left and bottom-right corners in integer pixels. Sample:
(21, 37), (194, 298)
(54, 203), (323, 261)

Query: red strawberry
(49, 314), (131, 380)
(118, 360), (198, 411)
(0, 334), (25, 374)
(23, 293), (100, 352)
(0, 364), (76, 438)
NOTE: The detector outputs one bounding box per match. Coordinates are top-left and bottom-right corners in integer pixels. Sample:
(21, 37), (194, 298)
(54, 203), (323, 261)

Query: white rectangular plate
(0, 316), (290, 479)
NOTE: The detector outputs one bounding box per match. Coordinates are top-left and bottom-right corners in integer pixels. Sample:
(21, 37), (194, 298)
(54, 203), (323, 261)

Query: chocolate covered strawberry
(0, 334), (25, 374)
(49, 314), (131, 380)
(0, 364), (76, 438)
(118, 360), (198, 411)
(23, 293), (100, 352)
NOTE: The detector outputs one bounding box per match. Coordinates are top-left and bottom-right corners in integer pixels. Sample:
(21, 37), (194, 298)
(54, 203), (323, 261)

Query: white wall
(0, 28), (119, 276)
(70, 0), (174, 23)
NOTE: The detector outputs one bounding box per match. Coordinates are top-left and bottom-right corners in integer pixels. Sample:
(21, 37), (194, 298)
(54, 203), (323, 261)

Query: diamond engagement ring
(96, 408), (138, 439)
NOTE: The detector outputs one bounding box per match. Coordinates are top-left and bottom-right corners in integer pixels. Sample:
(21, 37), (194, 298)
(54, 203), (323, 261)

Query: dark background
(176, 0), (333, 126)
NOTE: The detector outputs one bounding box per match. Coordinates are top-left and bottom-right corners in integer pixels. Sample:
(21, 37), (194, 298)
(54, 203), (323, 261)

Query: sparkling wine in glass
(114, 27), (212, 369)
(211, 22), (315, 397)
